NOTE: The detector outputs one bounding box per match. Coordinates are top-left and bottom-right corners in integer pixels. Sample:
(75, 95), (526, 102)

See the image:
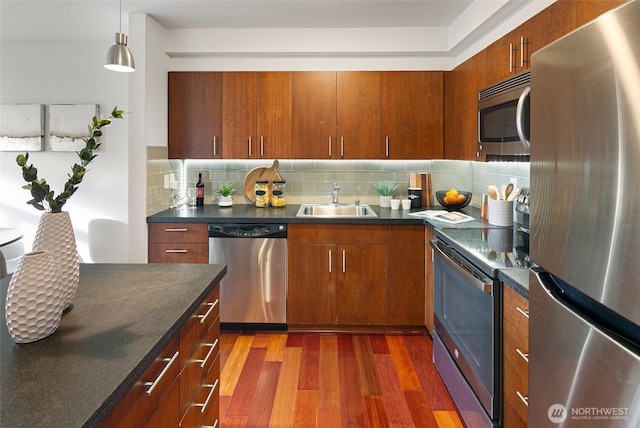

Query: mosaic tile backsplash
(147, 149), (529, 215)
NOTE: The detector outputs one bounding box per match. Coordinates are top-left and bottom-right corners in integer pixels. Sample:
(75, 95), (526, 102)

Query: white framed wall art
(48, 104), (99, 151)
(0, 104), (45, 151)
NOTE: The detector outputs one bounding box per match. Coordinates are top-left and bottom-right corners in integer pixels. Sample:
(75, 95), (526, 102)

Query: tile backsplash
(146, 152), (530, 215)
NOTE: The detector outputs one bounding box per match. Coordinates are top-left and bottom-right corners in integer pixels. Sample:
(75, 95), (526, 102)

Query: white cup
(401, 199), (412, 210)
(390, 199), (400, 210)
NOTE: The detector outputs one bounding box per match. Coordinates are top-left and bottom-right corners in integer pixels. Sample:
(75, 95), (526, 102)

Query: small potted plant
(216, 183), (235, 207)
(373, 180), (398, 208)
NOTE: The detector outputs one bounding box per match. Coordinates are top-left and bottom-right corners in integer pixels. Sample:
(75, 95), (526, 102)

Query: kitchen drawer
(148, 223), (208, 244)
(504, 359), (528, 423)
(504, 286), (529, 339)
(504, 317), (529, 381)
(180, 354), (221, 428)
(180, 286), (220, 369)
(101, 335), (181, 428)
(148, 243), (208, 263)
(503, 397), (527, 428)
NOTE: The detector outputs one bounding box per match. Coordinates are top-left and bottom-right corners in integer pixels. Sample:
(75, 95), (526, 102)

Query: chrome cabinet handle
(516, 306), (529, 319)
(342, 249), (346, 273)
(213, 136), (217, 157)
(340, 136), (344, 157)
(197, 299), (219, 324)
(144, 350), (179, 396)
(328, 249), (332, 273)
(194, 379), (219, 414)
(385, 136), (389, 157)
(520, 36), (528, 67)
(516, 348), (529, 363)
(165, 228), (188, 232)
(260, 136), (264, 157)
(516, 390), (529, 407)
(165, 249), (188, 253)
(248, 136), (252, 157)
(197, 338), (219, 369)
(328, 136), (332, 157)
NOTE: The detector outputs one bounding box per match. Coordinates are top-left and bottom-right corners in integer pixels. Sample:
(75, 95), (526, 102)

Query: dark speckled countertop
(0, 263), (226, 428)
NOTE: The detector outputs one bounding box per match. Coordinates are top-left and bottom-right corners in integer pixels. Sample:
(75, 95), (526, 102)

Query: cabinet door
(292, 71), (337, 159)
(257, 72), (293, 159)
(387, 224), (425, 326)
(222, 72), (258, 158)
(336, 71), (380, 159)
(168, 72), (222, 159)
(287, 243), (337, 324)
(337, 244), (387, 325)
(381, 72), (443, 159)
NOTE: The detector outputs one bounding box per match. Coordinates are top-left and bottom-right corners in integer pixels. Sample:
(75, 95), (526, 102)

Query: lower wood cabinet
(148, 223), (208, 263)
(101, 286), (220, 428)
(287, 223), (425, 328)
(503, 285), (529, 427)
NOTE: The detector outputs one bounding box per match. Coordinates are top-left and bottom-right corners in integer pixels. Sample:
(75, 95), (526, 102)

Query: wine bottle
(195, 173), (204, 206)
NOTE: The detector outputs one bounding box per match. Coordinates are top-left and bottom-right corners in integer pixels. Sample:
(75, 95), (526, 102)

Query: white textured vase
(32, 212), (79, 310)
(379, 195), (392, 208)
(5, 251), (64, 343)
(218, 196), (233, 207)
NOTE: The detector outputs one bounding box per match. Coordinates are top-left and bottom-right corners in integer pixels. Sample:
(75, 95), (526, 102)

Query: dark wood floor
(219, 330), (464, 427)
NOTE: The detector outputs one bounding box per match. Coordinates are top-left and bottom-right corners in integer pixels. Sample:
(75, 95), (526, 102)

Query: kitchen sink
(296, 203), (378, 218)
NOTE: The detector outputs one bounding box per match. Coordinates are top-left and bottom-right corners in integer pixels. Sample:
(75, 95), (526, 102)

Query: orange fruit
(457, 194), (466, 203)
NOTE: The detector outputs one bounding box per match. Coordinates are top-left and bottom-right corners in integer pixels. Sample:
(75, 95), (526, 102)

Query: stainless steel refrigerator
(529, 0), (640, 426)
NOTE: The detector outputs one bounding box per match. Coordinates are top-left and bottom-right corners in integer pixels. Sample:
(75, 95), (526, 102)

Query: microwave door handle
(432, 241), (493, 294)
(516, 86), (530, 150)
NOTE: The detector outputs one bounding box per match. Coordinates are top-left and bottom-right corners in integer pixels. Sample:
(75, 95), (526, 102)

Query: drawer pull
(516, 306), (529, 319)
(516, 390), (529, 407)
(516, 348), (529, 363)
(165, 249), (188, 253)
(198, 299), (219, 324)
(144, 350), (179, 396)
(194, 379), (219, 414)
(197, 339), (219, 369)
(164, 228), (189, 232)
(203, 421), (219, 428)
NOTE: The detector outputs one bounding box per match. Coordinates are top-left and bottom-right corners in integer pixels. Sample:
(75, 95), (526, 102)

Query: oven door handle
(432, 241), (493, 294)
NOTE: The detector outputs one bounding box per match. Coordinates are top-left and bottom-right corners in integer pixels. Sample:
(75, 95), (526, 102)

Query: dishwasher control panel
(208, 223), (287, 238)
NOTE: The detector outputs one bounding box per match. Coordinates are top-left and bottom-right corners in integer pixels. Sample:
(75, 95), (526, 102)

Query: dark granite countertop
(147, 203), (426, 225)
(0, 263), (226, 428)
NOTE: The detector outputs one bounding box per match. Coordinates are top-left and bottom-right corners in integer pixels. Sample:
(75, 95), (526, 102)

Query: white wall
(0, 40), (131, 263)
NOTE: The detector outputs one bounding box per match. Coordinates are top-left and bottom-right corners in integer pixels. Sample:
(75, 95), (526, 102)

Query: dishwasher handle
(208, 223), (287, 238)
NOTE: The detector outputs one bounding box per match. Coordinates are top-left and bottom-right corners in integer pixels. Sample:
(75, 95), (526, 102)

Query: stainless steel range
(430, 188), (530, 428)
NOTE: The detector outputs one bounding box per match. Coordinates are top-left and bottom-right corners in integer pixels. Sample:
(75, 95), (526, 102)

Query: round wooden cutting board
(244, 159), (281, 202)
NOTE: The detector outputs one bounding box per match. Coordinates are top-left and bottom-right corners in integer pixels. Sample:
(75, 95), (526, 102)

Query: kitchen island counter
(0, 263), (226, 428)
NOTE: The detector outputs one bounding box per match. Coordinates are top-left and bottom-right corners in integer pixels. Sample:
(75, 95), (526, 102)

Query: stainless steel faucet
(332, 181), (340, 205)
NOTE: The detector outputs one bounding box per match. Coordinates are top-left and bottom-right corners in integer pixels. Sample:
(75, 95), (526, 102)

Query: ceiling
(0, 0), (541, 60)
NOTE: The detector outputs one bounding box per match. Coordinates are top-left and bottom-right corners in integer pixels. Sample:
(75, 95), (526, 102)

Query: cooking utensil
(504, 183), (514, 201)
(507, 187), (519, 201)
(487, 186), (499, 200)
(244, 159), (281, 202)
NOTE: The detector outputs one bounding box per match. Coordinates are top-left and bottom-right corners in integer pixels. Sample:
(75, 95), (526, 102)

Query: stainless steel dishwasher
(208, 223), (287, 326)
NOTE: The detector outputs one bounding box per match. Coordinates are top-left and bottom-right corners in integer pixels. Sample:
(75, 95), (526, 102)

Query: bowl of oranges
(436, 189), (472, 211)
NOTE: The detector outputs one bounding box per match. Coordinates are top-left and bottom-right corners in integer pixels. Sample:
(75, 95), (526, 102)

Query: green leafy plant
(216, 183), (235, 197)
(373, 180), (398, 196)
(16, 106), (125, 213)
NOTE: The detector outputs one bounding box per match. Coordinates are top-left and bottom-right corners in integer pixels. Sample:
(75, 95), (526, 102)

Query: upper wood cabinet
(168, 72), (222, 159)
(336, 71), (381, 159)
(292, 71), (337, 159)
(222, 72), (293, 159)
(381, 71), (443, 159)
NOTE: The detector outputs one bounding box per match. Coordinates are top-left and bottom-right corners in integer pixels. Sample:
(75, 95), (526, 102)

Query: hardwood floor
(219, 330), (464, 427)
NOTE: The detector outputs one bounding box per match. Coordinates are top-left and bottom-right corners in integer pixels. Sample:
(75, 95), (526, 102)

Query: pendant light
(105, 0), (135, 72)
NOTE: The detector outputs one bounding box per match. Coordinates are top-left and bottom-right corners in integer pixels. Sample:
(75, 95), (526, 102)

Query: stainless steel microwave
(478, 70), (530, 156)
